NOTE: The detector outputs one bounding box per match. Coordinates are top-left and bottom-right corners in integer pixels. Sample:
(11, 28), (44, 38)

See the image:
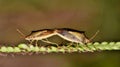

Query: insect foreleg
(35, 40), (38, 46)
(29, 40), (34, 45)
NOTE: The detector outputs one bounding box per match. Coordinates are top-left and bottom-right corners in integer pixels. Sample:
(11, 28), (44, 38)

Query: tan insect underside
(56, 33), (84, 44)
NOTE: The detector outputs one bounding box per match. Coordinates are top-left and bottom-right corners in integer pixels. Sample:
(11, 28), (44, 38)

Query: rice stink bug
(17, 28), (99, 46)
(17, 29), (58, 46)
(55, 28), (99, 44)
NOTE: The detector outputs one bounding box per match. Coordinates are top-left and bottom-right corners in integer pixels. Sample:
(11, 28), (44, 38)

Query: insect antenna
(89, 30), (100, 42)
(16, 29), (26, 38)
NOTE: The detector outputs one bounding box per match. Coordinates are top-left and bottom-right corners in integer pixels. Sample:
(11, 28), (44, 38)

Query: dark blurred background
(0, 0), (120, 67)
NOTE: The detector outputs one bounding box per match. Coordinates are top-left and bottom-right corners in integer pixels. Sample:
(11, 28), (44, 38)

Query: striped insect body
(17, 28), (99, 46)
(55, 28), (90, 44)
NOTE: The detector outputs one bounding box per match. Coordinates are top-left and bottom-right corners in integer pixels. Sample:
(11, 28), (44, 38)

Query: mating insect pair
(17, 28), (99, 46)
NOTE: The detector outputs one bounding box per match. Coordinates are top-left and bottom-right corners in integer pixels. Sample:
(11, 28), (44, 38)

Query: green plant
(0, 42), (120, 54)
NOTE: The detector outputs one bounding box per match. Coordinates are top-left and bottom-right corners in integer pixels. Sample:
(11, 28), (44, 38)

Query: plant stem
(0, 42), (120, 53)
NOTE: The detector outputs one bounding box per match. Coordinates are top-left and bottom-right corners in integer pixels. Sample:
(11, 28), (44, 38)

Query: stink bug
(55, 28), (99, 44)
(17, 28), (99, 46)
(17, 29), (58, 46)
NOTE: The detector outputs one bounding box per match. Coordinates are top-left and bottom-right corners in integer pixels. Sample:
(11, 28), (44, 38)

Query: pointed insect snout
(25, 36), (34, 40)
(25, 36), (30, 40)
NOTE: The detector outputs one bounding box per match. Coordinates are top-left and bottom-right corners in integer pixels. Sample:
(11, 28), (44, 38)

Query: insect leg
(41, 39), (58, 46)
(67, 42), (74, 47)
(35, 40), (38, 46)
(76, 43), (80, 47)
(29, 40), (34, 45)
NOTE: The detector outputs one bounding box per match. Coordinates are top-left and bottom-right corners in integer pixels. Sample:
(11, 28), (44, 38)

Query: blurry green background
(0, 0), (120, 67)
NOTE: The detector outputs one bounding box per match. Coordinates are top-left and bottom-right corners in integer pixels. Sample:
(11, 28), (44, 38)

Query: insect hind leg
(41, 39), (59, 47)
(67, 42), (74, 47)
